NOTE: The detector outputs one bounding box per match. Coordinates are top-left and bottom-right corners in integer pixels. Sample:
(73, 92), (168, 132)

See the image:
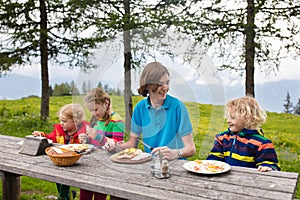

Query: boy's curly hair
(225, 96), (267, 130)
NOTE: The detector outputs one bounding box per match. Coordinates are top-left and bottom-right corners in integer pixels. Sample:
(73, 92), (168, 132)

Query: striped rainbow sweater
(206, 128), (280, 170)
(88, 113), (124, 147)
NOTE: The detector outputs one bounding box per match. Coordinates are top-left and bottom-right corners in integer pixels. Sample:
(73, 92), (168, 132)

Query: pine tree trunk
(124, 47), (132, 133)
(123, 0), (133, 133)
(40, 0), (49, 120)
(245, 0), (255, 97)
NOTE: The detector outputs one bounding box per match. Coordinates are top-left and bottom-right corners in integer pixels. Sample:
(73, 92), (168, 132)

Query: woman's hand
(151, 146), (178, 161)
(258, 165), (273, 172)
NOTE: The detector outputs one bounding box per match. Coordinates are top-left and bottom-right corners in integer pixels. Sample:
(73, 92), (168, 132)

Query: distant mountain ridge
(0, 74), (40, 99)
(256, 80), (300, 113)
(1, 73), (299, 113)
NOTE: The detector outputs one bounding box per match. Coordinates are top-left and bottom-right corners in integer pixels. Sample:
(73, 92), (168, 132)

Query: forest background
(1, 0), (299, 130)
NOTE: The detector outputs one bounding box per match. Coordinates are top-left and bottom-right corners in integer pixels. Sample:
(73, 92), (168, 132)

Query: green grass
(0, 96), (299, 199)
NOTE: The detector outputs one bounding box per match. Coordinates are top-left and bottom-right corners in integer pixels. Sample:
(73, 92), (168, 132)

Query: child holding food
(32, 103), (89, 200)
(206, 96), (280, 172)
(78, 87), (125, 200)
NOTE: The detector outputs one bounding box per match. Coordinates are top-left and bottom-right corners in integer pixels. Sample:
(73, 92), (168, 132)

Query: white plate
(183, 160), (231, 174)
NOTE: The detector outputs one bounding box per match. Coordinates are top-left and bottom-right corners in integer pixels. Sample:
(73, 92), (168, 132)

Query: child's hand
(32, 131), (45, 137)
(103, 138), (116, 152)
(258, 165), (273, 172)
(78, 133), (88, 144)
(86, 127), (97, 139)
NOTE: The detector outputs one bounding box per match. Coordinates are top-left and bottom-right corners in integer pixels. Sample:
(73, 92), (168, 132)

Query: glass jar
(151, 151), (170, 179)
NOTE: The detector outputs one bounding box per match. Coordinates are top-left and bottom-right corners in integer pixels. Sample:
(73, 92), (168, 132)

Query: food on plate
(110, 148), (152, 164)
(191, 160), (225, 173)
(59, 144), (89, 152)
(116, 148), (143, 159)
(130, 152), (152, 161)
(47, 147), (77, 156)
(194, 160), (203, 165)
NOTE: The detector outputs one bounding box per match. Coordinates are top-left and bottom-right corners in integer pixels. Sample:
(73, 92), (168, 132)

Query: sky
(7, 52), (300, 84)
(1, 53), (299, 113)
(0, 29), (299, 113)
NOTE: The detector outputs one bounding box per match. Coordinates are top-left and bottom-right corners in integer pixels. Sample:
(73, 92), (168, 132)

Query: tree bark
(39, 0), (49, 119)
(123, 0), (133, 133)
(245, 0), (255, 97)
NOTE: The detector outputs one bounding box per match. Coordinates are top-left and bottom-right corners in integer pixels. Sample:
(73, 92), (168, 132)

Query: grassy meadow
(0, 96), (299, 199)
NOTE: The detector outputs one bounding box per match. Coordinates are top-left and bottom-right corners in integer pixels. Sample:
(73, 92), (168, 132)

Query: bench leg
(2, 172), (20, 200)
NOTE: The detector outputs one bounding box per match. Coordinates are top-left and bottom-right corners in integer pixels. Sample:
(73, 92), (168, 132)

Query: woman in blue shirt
(107, 61), (196, 160)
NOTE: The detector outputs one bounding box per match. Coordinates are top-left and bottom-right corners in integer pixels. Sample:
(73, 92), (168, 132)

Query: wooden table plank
(0, 149), (295, 200)
(0, 135), (298, 200)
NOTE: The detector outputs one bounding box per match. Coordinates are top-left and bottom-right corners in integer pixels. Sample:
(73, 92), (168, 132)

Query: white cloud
(215, 57), (300, 87)
(11, 64), (41, 77)
(257, 59), (300, 83)
(11, 64), (81, 83)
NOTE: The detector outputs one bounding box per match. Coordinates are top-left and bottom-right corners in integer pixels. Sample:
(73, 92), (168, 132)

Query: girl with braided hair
(78, 87), (124, 200)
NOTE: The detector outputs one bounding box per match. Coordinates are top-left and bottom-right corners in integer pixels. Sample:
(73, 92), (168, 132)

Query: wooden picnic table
(0, 134), (298, 200)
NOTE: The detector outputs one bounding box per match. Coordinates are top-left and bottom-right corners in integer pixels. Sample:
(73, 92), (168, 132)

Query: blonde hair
(58, 103), (85, 122)
(138, 62), (169, 97)
(225, 96), (267, 129)
(84, 87), (111, 125)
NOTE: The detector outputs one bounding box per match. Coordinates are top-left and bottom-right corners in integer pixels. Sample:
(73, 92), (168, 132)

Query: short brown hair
(138, 62), (169, 97)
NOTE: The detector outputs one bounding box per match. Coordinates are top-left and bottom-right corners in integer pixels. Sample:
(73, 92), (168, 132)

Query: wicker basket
(45, 147), (82, 167)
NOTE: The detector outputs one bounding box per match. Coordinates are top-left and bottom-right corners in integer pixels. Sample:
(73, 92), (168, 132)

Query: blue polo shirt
(131, 94), (193, 153)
